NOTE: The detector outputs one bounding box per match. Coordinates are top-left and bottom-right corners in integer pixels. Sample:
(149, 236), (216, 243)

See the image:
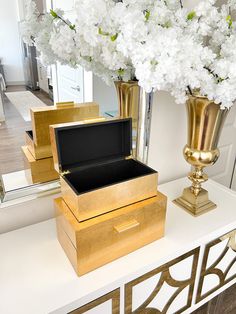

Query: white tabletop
(0, 178), (236, 314)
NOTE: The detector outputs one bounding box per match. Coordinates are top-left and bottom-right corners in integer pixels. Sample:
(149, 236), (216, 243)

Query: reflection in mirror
(0, 0), (117, 205)
(0, 81), (58, 203)
(0, 0), (61, 203)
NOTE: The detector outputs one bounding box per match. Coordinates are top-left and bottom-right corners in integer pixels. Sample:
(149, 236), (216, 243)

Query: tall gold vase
(174, 95), (229, 216)
(114, 81), (153, 163)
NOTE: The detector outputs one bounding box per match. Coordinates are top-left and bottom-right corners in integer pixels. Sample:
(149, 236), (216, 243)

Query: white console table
(1, 178), (236, 314)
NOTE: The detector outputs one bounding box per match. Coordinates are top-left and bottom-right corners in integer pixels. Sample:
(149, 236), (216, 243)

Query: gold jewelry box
(55, 192), (167, 276)
(22, 145), (58, 184)
(50, 118), (158, 222)
(26, 102), (99, 160)
(22, 102), (99, 184)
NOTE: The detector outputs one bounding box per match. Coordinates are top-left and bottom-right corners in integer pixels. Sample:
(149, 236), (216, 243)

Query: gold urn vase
(114, 81), (153, 163)
(174, 95), (229, 216)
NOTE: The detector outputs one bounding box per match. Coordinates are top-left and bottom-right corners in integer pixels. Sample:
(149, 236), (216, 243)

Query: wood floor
(193, 284), (236, 314)
(0, 86), (53, 175)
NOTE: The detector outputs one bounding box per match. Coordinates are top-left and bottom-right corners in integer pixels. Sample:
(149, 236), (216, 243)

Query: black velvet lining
(55, 119), (132, 170)
(64, 159), (156, 194)
(26, 130), (33, 139)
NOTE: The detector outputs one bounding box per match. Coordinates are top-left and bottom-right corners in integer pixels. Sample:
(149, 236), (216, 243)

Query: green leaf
(50, 9), (58, 18)
(110, 33), (118, 41)
(69, 24), (76, 30)
(118, 69), (125, 76)
(144, 10), (150, 21)
(187, 11), (196, 21)
(150, 60), (158, 66)
(226, 15), (233, 28)
(163, 21), (171, 28)
(98, 27), (109, 36)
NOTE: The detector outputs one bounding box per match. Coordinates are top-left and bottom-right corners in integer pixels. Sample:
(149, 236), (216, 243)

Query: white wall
(0, 0), (24, 84)
(148, 92), (188, 184)
(93, 75), (118, 115)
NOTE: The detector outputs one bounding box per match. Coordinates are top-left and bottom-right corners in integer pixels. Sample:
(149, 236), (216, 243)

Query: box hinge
(61, 170), (71, 176)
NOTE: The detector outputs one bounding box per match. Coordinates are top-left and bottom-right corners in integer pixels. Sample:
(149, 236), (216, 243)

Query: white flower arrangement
(21, 0), (135, 84)
(115, 0), (236, 108)
(21, 0), (236, 109)
(21, 1), (64, 65)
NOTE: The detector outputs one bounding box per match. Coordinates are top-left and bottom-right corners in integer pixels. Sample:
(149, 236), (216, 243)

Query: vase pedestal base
(173, 187), (217, 217)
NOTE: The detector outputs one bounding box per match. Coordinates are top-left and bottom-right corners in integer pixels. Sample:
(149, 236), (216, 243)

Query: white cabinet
(56, 64), (84, 103)
(1, 178), (236, 314)
(54, 64), (117, 113)
(52, 0), (84, 105)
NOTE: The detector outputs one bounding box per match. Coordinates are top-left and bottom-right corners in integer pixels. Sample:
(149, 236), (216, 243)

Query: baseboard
(6, 81), (25, 86)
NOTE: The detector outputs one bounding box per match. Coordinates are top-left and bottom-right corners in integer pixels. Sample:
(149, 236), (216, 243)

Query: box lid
(53, 118), (132, 172)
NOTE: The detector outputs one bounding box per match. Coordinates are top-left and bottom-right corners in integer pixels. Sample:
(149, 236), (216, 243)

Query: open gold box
(55, 192), (167, 276)
(50, 118), (158, 222)
(22, 102), (99, 184)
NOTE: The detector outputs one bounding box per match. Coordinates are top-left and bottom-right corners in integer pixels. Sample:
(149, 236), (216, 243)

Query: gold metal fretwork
(125, 248), (200, 313)
(221, 230), (236, 252)
(196, 231), (236, 303)
(69, 289), (120, 314)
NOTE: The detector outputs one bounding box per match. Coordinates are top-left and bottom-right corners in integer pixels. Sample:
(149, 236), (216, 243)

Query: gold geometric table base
(173, 187), (217, 217)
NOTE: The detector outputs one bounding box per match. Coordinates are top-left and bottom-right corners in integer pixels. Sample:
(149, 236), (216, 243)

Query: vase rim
(114, 80), (139, 84)
(188, 93), (219, 104)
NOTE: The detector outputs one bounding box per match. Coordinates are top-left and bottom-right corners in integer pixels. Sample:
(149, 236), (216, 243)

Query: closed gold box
(25, 130), (51, 161)
(27, 102), (99, 160)
(55, 192), (167, 276)
(22, 146), (58, 184)
(50, 118), (158, 222)
(23, 102), (99, 184)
